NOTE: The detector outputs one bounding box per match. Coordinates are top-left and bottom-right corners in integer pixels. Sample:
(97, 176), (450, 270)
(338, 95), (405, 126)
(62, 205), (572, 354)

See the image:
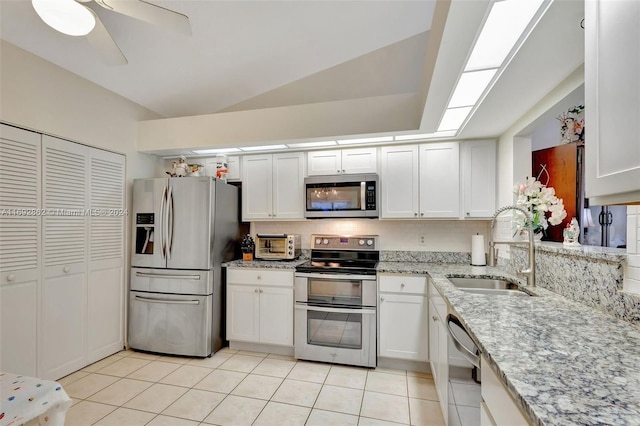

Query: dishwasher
(446, 314), (481, 383)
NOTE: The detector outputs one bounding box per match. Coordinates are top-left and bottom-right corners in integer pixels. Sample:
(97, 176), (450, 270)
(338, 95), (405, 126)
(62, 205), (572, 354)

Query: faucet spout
(487, 205), (536, 287)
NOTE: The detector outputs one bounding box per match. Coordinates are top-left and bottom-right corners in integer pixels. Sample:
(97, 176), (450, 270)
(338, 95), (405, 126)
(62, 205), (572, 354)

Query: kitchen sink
(447, 277), (531, 296)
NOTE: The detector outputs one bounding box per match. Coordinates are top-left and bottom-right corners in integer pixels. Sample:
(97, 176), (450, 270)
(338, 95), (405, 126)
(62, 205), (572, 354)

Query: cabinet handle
(432, 316), (438, 321)
(255, 289), (259, 293)
(257, 275), (261, 280)
(466, 212), (470, 216)
(420, 213), (424, 217)
(380, 297), (384, 302)
(259, 289), (263, 293)
(7, 274), (16, 282)
(63, 266), (71, 273)
(337, 170), (340, 173)
(414, 213), (418, 216)
(342, 170), (345, 173)
(400, 283), (405, 288)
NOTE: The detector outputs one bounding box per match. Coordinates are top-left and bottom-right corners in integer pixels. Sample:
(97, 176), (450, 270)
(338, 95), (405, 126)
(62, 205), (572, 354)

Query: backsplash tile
(251, 219), (490, 252)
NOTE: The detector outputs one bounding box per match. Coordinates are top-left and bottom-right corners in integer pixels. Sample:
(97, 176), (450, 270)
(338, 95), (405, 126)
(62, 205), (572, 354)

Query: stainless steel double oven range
(294, 235), (379, 368)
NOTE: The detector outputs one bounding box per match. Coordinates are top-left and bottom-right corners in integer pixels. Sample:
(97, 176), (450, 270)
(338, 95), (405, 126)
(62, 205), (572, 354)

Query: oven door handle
(294, 272), (377, 281)
(295, 304), (376, 315)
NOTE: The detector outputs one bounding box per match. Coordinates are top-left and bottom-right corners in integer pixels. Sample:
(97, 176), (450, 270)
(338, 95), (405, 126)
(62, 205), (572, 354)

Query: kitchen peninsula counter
(377, 261), (640, 426)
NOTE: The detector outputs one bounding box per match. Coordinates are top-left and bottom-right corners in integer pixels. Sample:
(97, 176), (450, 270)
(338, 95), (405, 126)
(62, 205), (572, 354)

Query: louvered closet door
(0, 124), (40, 376)
(40, 135), (89, 380)
(87, 148), (125, 363)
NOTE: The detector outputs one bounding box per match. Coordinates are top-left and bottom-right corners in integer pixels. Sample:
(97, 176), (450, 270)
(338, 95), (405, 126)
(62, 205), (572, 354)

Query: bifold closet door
(0, 124), (41, 376)
(87, 148), (125, 363)
(40, 135), (89, 380)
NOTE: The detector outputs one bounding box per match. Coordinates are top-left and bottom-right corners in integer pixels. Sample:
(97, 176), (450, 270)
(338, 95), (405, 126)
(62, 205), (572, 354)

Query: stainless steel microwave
(304, 174), (379, 218)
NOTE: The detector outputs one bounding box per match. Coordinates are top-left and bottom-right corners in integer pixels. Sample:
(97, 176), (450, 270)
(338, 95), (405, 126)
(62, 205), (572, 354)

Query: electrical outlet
(419, 235), (427, 246)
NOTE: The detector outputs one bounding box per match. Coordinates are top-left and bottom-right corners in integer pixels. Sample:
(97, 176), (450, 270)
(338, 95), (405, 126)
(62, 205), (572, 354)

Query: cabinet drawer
(227, 268), (293, 287)
(379, 275), (426, 294)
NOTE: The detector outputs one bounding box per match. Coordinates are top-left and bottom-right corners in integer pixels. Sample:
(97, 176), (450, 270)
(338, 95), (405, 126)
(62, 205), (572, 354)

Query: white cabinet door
(87, 148), (125, 363)
(379, 293), (428, 361)
(461, 140), (496, 218)
(242, 154), (273, 220)
(419, 142), (460, 218)
(307, 150), (342, 175)
(259, 287), (294, 346)
(428, 300), (439, 378)
(272, 152), (304, 219)
(227, 284), (260, 343)
(585, 0), (640, 204)
(226, 156), (241, 181)
(380, 145), (419, 218)
(341, 148), (377, 174)
(437, 314), (449, 423)
(0, 124), (41, 376)
(307, 148), (377, 175)
(41, 135), (89, 379)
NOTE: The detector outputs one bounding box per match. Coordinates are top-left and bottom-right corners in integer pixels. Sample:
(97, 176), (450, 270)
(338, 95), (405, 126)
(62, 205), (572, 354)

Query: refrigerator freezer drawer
(130, 268), (213, 295)
(128, 291), (212, 357)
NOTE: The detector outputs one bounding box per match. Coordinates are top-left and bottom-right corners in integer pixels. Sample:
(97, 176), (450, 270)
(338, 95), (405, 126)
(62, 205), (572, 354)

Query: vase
(520, 229), (543, 243)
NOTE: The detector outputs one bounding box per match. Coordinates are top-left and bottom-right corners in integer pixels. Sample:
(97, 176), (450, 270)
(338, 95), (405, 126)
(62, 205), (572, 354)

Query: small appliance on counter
(255, 234), (301, 260)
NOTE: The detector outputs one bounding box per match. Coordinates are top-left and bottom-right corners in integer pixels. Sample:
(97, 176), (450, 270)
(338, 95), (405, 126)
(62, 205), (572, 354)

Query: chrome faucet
(487, 205), (536, 287)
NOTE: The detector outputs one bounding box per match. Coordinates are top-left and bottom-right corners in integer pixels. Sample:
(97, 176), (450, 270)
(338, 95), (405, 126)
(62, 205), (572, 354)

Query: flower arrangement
(513, 177), (567, 235)
(557, 104), (584, 143)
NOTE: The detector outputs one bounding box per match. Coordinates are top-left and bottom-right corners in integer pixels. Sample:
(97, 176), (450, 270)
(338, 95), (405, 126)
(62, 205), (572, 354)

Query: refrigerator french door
(129, 177), (238, 357)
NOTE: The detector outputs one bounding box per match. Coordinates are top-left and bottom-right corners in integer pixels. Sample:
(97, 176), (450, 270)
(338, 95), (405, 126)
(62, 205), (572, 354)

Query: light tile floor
(58, 348), (480, 426)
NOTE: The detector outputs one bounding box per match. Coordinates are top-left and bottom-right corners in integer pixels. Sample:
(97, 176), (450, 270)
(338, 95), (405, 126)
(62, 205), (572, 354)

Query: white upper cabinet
(380, 145), (420, 218)
(585, 0), (640, 204)
(461, 140), (496, 219)
(307, 147), (377, 175)
(381, 142), (460, 219)
(419, 142), (460, 218)
(242, 152), (304, 221)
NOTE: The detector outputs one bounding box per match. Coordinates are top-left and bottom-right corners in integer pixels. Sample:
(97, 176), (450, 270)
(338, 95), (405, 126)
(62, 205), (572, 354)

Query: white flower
(513, 178), (567, 233)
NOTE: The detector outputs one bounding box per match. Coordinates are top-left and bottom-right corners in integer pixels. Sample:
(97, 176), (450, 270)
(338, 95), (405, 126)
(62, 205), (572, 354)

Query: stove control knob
(315, 238), (322, 245)
(358, 239), (365, 246)
(323, 239), (329, 245)
(366, 239), (374, 246)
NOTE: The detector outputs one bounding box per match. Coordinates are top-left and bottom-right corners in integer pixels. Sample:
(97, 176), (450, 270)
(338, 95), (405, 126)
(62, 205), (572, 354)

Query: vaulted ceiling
(0, 0), (585, 150)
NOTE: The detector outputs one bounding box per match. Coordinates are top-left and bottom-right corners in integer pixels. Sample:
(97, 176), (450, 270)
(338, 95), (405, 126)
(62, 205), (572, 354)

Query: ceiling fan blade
(85, 7), (128, 66)
(94, 0), (191, 36)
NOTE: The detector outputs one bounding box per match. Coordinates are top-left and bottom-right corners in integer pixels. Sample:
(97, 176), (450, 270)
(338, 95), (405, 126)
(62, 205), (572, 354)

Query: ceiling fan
(32, 0), (191, 66)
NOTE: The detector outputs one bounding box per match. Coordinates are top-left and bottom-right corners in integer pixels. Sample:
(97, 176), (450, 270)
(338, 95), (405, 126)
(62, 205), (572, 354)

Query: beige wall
(0, 39), (163, 291)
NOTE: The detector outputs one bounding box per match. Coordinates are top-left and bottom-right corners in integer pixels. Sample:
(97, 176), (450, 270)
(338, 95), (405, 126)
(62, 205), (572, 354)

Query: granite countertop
(223, 258), (307, 269)
(378, 262), (640, 426)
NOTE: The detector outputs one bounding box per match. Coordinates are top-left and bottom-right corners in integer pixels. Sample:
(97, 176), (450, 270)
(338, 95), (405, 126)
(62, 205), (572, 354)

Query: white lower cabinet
(481, 354), (530, 425)
(378, 274), (428, 361)
(226, 269), (294, 347)
(428, 280), (449, 425)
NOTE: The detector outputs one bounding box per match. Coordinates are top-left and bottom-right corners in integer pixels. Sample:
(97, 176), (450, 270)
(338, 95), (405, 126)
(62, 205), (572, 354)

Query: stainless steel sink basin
(447, 277), (531, 296)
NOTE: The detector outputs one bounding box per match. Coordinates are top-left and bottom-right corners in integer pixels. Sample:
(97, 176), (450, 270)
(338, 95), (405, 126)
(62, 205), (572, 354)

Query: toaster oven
(255, 234), (301, 260)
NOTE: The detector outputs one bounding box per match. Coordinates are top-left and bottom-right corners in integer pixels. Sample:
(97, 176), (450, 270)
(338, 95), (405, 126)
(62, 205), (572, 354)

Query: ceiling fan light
(32, 0), (96, 36)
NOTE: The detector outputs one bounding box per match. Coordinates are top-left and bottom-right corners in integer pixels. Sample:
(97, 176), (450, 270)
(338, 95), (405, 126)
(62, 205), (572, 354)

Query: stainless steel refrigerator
(128, 177), (238, 357)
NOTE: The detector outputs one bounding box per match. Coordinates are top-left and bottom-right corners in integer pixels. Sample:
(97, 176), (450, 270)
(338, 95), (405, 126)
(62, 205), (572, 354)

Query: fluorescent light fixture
(394, 132), (456, 141)
(32, 0), (96, 36)
(448, 69), (498, 108)
(438, 107), (473, 132)
(337, 136), (393, 145)
(286, 140), (337, 148)
(192, 148), (241, 155)
(239, 144), (288, 152)
(464, 0), (544, 71)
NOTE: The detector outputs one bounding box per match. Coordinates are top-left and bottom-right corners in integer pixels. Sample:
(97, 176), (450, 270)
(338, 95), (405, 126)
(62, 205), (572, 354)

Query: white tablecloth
(1, 372), (71, 426)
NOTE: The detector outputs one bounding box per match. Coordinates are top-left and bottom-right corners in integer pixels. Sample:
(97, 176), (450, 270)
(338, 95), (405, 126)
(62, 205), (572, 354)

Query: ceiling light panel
(464, 0), (544, 71)
(286, 141), (337, 148)
(438, 107), (473, 132)
(192, 148), (241, 154)
(239, 144), (288, 152)
(337, 136), (393, 145)
(448, 69), (497, 108)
